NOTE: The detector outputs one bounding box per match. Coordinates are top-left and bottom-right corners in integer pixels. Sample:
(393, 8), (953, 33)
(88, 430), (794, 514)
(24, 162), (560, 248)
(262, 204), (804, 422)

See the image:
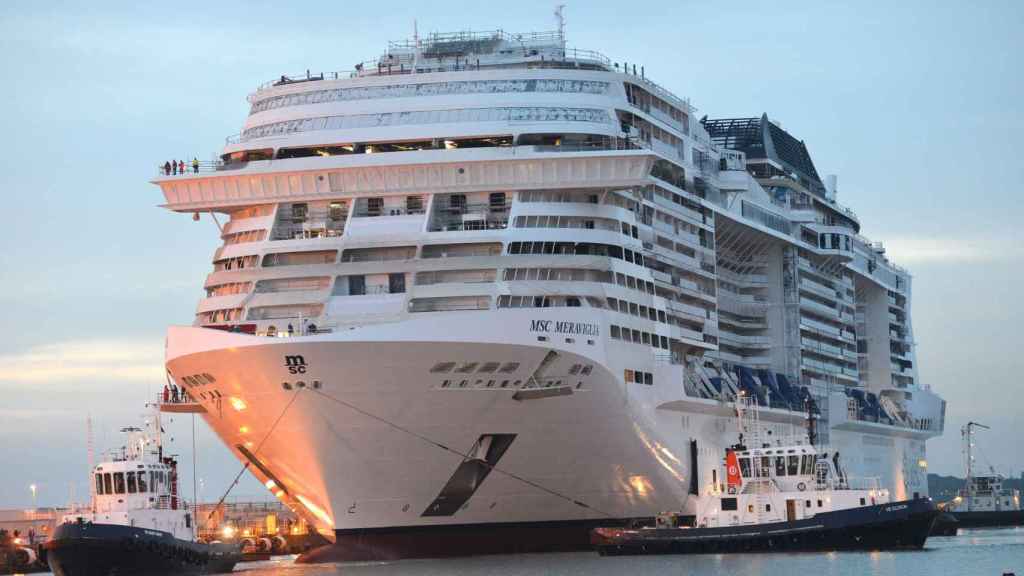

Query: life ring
(797, 482), (807, 491)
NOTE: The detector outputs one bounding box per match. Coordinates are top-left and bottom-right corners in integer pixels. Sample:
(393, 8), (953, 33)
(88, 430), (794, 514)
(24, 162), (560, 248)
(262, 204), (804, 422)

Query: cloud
(0, 339), (164, 384)
(882, 234), (1023, 264)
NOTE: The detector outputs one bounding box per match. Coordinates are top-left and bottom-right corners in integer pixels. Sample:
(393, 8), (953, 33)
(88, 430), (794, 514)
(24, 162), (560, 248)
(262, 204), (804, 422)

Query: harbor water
(228, 528), (1022, 576)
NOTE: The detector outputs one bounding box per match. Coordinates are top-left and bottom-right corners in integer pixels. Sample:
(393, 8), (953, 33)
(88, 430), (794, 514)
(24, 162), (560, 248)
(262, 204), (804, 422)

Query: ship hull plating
(166, 312), (931, 560)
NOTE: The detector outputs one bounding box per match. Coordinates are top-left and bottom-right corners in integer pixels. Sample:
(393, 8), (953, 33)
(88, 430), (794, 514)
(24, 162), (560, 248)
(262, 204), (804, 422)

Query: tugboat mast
(963, 421), (990, 512)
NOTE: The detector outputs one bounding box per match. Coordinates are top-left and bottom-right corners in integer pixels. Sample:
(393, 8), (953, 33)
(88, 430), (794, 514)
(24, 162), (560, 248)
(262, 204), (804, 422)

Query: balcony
(799, 297), (840, 320)
(429, 200), (510, 232)
(798, 276), (840, 301)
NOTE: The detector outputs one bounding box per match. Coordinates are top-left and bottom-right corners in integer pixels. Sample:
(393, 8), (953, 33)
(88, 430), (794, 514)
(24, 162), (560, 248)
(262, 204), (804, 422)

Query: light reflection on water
(228, 528), (1023, 576)
(37, 528), (1024, 576)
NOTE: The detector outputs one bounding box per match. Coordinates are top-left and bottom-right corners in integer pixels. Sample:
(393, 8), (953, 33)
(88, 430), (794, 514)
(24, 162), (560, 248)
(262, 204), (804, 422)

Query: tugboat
(935, 422), (1023, 534)
(592, 394), (939, 555)
(44, 405), (241, 576)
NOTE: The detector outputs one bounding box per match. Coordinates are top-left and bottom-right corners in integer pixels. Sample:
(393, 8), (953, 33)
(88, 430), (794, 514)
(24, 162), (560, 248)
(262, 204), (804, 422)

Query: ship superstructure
(153, 27), (945, 558)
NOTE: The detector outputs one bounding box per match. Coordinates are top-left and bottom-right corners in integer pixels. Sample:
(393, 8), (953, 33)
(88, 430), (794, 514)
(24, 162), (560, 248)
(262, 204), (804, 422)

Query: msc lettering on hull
(530, 319), (599, 337)
(285, 355), (307, 374)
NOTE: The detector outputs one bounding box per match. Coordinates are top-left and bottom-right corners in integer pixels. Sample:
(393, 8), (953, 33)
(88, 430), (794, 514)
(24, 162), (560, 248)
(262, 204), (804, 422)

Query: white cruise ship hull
(166, 309), (931, 558)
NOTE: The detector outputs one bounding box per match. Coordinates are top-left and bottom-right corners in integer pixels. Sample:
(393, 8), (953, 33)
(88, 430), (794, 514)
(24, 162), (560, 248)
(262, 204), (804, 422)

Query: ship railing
(155, 159), (224, 176)
(256, 320), (335, 337)
(156, 390), (198, 406)
(253, 45), (614, 92)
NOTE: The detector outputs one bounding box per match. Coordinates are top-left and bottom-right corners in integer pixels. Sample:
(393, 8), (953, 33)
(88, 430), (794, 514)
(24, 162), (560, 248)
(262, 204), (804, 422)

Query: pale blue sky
(0, 0), (1021, 507)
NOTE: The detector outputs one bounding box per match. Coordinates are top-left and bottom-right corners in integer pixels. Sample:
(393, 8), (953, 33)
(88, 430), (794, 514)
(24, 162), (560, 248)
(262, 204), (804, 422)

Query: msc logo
(285, 355), (307, 374)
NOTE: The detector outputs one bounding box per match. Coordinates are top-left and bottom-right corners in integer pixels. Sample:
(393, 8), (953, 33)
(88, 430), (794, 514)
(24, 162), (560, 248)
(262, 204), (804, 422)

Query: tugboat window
(137, 472), (147, 492)
(738, 457), (751, 478)
(103, 473), (112, 495)
(788, 455), (800, 475)
(127, 472), (137, 494)
(113, 472), (126, 494)
(721, 498), (738, 511)
(95, 474), (104, 495)
(775, 457), (786, 476)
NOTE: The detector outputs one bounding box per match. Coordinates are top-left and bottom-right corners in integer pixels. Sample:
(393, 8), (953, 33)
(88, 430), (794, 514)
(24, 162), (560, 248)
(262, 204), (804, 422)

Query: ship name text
(530, 319), (600, 337)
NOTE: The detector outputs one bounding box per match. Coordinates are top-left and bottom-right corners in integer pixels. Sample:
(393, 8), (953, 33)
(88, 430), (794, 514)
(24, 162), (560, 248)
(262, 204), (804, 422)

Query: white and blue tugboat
(933, 422), (1023, 534)
(45, 407), (241, 576)
(592, 395), (939, 555)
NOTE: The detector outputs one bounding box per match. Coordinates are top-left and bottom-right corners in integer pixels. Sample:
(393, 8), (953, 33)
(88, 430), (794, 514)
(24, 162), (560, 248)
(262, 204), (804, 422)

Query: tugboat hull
(45, 522), (240, 576)
(592, 497), (938, 555)
(933, 509), (1024, 534)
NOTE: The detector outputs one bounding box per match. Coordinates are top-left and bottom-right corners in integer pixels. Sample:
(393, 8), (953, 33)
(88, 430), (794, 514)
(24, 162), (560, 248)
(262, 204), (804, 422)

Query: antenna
(87, 415), (94, 510)
(554, 4), (566, 54)
(963, 421), (990, 512)
(413, 19), (421, 74)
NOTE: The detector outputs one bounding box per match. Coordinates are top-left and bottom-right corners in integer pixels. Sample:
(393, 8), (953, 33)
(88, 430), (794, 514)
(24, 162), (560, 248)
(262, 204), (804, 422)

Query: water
(231, 528), (1024, 576)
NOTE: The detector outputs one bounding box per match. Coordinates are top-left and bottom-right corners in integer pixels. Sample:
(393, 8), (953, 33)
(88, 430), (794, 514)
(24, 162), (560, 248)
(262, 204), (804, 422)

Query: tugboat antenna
(963, 421), (990, 512)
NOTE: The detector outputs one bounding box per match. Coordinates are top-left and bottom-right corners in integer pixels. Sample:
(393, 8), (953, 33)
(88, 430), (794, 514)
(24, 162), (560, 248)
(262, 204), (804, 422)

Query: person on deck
(163, 385), (169, 403)
(163, 161), (171, 175)
(178, 160), (185, 174)
(192, 157), (200, 173)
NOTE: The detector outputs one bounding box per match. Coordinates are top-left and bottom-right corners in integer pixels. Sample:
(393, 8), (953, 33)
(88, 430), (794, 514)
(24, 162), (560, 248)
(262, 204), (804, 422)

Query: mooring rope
(310, 387), (615, 518)
(206, 388), (304, 522)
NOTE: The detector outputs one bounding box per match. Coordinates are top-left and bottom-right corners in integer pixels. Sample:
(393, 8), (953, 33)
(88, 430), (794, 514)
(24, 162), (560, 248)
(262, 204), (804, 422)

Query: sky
(0, 0), (1021, 508)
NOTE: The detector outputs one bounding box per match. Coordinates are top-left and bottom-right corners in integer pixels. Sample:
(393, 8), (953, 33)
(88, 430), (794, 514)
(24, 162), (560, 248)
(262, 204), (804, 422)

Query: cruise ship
(153, 25), (946, 559)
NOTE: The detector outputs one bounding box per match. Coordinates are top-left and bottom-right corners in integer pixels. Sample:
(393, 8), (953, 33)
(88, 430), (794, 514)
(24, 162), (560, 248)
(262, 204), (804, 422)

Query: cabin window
(775, 457), (786, 477)
(103, 473), (112, 495)
(802, 455), (815, 475)
(738, 457), (751, 478)
(113, 473), (126, 494)
(137, 472), (148, 493)
(721, 497), (737, 511)
(818, 499), (823, 508)
(788, 455), (800, 476)
(765, 504), (771, 512)
(805, 500), (812, 508)
(860, 498), (866, 506)
(127, 472), (137, 494)
(747, 504), (755, 513)
(759, 457), (771, 478)
(406, 196), (424, 214)
(349, 275), (366, 296)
